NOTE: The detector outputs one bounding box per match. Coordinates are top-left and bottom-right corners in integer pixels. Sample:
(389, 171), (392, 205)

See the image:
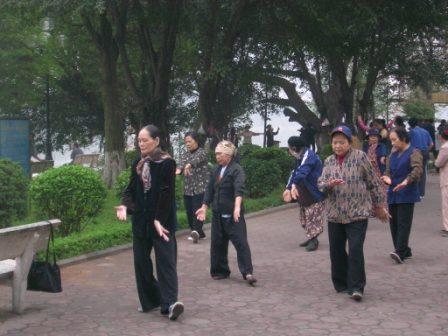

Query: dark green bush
(125, 149), (138, 168)
(243, 158), (282, 198)
(237, 144), (260, 159)
(318, 144), (333, 161)
(0, 159), (29, 228)
(244, 147), (293, 181)
(30, 165), (107, 236)
(114, 168), (131, 198)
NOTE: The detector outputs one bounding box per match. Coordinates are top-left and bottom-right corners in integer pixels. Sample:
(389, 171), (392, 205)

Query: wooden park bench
(73, 153), (100, 168)
(0, 219), (61, 314)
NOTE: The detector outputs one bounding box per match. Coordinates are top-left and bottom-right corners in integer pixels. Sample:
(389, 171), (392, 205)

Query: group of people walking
(115, 116), (447, 320)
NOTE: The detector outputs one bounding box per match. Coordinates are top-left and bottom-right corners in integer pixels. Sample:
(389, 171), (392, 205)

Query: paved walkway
(1, 175), (447, 336)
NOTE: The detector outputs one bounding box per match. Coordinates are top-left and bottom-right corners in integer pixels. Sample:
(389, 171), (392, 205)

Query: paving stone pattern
(1, 175), (447, 335)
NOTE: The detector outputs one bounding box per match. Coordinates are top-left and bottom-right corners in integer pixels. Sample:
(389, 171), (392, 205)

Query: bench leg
(12, 233), (39, 314)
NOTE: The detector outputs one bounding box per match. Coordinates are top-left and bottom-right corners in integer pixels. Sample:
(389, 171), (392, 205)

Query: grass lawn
(15, 186), (286, 260)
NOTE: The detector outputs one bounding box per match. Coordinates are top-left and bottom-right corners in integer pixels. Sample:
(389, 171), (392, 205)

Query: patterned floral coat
(318, 148), (386, 224)
(178, 147), (210, 196)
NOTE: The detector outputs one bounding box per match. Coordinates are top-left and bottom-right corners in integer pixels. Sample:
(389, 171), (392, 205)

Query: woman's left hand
(233, 207), (241, 223)
(184, 163), (191, 176)
(392, 179), (408, 192)
(154, 220), (170, 241)
(375, 207), (391, 222)
(290, 184), (299, 200)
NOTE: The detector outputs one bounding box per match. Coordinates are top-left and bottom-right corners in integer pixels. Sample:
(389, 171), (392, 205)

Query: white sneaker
(191, 231), (200, 244)
(168, 302), (184, 321)
(187, 236), (193, 241)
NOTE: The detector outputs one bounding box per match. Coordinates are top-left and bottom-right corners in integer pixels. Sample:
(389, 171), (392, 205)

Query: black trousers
(184, 193), (206, 237)
(389, 203), (414, 259)
(328, 220), (368, 294)
(133, 234), (178, 312)
(210, 212), (253, 277)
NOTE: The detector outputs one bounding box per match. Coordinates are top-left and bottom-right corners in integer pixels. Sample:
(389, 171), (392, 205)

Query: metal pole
(45, 73), (53, 160)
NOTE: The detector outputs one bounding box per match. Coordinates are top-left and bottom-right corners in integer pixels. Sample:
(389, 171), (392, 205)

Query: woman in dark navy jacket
(381, 128), (423, 264)
(116, 125), (184, 321)
(283, 136), (325, 251)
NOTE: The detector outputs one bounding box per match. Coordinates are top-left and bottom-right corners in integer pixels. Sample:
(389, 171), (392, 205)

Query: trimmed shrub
(30, 165), (107, 236)
(318, 144), (333, 161)
(114, 168), (131, 198)
(244, 147), (293, 181)
(0, 159), (29, 228)
(243, 158), (282, 198)
(237, 144), (260, 159)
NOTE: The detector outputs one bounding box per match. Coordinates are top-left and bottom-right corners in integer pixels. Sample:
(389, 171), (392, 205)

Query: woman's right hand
(195, 206), (207, 222)
(282, 189), (292, 203)
(381, 176), (392, 185)
(115, 205), (127, 221)
(327, 179), (345, 188)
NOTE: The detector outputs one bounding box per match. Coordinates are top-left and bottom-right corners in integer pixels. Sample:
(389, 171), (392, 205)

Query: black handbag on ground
(27, 224), (62, 293)
(296, 183), (317, 207)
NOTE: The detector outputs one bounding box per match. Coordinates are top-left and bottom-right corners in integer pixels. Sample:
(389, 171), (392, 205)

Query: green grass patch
(16, 186), (285, 261)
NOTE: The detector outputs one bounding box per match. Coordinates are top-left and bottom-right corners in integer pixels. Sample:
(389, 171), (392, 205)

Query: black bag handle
(45, 222), (57, 266)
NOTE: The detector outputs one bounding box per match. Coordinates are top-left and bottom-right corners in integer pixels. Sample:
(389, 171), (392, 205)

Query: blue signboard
(0, 119), (30, 177)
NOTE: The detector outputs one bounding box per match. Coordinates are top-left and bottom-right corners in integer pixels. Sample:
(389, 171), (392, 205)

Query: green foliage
(125, 150), (138, 168)
(318, 144), (334, 161)
(0, 159), (29, 228)
(237, 144), (260, 159)
(245, 147), (293, 181)
(403, 101), (435, 120)
(242, 158), (282, 198)
(114, 168), (131, 198)
(30, 165), (107, 235)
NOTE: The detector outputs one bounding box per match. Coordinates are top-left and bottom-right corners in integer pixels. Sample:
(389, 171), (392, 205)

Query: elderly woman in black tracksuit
(116, 124), (184, 321)
(196, 140), (257, 285)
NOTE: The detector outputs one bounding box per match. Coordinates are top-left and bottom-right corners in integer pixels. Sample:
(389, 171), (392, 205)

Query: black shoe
(211, 274), (229, 280)
(306, 238), (319, 252)
(299, 239), (311, 247)
(390, 252), (404, 264)
(351, 291), (363, 302)
(168, 302), (184, 321)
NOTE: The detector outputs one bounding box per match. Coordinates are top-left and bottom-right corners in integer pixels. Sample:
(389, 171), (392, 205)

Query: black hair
(408, 118), (418, 128)
(184, 131), (203, 147)
(390, 128), (410, 144)
(395, 116), (405, 127)
(439, 125), (448, 141)
(142, 124), (161, 141)
(287, 136), (306, 152)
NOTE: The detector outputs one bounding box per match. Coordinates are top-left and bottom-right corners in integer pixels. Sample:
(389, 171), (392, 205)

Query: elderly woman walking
(176, 131), (210, 243)
(435, 126), (448, 236)
(283, 136), (325, 251)
(381, 128), (423, 263)
(319, 126), (389, 302)
(116, 125), (184, 320)
(196, 140), (257, 285)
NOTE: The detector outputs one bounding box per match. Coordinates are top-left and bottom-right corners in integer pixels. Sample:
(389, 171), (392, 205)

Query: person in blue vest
(283, 136), (325, 251)
(408, 118), (433, 197)
(381, 128), (423, 264)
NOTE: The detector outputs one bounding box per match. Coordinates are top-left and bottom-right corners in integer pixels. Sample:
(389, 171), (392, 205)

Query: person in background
(381, 128), (423, 264)
(318, 125), (389, 302)
(70, 142), (84, 163)
(240, 125), (262, 145)
(408, 118), (433, 197)
(435, 125), (448, 237)
(266, 124), (280, 147)
(421, 119), (437, 159)
(116, 124), (184, 321)
(196, 140), (257, 285)
(176, 131), (209, 243)
(362, 129), (387, 176)
(283, 136), (325, 251)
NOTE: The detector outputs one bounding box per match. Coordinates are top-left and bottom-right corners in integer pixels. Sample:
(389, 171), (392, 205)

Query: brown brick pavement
(1, 174), (447, 336)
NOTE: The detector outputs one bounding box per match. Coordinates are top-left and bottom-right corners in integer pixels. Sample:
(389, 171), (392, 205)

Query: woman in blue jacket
(381, 128), (423, 264)
(283, 136), (325, 251)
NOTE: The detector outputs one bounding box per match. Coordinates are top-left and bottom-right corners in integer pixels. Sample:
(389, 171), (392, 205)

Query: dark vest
(387, 146), (421, 204)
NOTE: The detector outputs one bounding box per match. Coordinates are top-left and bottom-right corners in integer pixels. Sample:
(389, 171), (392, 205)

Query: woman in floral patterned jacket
(318, 125), (389, 302)
(176, 131), (210, 243)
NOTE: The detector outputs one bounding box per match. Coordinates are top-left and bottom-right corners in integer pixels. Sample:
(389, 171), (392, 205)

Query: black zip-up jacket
(203, 160), (246, 214)
(122, 158), (177, 238)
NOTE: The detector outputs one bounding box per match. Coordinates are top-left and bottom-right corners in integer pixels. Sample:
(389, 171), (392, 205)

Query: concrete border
(59, 203), (296, 268)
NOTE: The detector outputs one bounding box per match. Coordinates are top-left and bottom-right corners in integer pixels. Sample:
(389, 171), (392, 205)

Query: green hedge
(0, 159), (29, 228)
